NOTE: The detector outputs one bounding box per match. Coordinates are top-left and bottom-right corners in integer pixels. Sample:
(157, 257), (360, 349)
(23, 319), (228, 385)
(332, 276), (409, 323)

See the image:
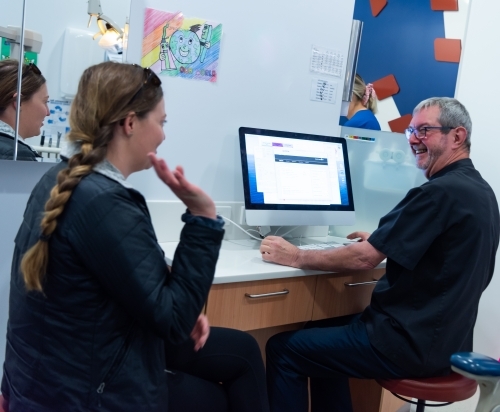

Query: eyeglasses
(405, 126), (454, 140)
(127, 65), (162, 105)
(23, 62), (42, 77)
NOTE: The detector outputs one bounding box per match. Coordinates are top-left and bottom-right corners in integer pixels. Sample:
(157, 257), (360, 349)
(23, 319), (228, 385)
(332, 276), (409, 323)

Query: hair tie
(362, 83), (377, 106)
(39, 233), (51, 242)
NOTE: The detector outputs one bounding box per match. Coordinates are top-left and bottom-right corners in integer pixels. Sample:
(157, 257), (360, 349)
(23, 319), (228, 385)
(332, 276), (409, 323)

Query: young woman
(344, 74), (381, 131)
(0, 59), (49, 160)
(1, 62), (268, 412)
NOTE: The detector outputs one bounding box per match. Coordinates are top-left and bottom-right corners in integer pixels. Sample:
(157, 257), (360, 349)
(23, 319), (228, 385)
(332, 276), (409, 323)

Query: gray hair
(413, 97), (472, 151)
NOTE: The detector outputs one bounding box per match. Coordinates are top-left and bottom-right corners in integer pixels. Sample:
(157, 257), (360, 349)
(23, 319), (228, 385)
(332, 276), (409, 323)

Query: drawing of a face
(160, 40), (168, 53)
(201, 25), (209, 39)
(170, 30), (201, 64)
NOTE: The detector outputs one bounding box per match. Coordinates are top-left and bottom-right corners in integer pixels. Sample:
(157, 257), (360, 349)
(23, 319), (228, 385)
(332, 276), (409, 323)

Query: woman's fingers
(149, 153), (216, 219)
(149, 153), (175, 185)
(191, 315), (210, 351)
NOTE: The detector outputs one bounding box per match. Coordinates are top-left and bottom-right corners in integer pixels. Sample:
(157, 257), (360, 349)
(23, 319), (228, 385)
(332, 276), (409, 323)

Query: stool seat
(377, 372), (477, 403)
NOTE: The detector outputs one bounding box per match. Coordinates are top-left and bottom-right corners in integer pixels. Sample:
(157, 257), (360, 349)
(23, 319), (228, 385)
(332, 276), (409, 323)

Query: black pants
(165, 327), (270, 412)
(266, 314), (409, 412)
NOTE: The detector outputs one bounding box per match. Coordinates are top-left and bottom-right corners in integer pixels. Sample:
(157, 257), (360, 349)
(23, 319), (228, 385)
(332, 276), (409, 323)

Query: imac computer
(239, 127), (355, 227)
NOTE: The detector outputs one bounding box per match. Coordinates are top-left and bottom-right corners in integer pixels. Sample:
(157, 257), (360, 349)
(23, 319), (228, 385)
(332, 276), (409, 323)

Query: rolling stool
(451, 352), (500, 412)
(376, 372), (477, 412)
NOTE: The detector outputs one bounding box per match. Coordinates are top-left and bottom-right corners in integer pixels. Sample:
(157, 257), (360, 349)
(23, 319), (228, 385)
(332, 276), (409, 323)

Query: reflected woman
(0, 59), (49, 161)
(344, 74), (381, 131)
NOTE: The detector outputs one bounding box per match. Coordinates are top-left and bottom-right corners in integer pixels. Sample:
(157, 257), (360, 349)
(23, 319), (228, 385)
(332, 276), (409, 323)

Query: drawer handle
(245, 289), (290, 299)
(344, 281), (378, 287)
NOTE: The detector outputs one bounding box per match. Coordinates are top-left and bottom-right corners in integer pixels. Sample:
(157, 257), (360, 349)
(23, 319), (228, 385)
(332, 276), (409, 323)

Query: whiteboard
(127, 0), (355, 201)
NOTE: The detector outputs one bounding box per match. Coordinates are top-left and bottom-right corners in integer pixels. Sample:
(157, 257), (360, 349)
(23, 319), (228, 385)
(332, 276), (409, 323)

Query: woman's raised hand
(148, 153), (216, 219)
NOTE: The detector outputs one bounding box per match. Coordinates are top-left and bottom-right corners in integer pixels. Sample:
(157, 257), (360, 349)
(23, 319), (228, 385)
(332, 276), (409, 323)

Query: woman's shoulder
(345, 110), (381, 131)
(71, 172), (146, 213)
(0, 133), (15, 159)
(76, 172), (132, 200)
(0, 134), (40, 161)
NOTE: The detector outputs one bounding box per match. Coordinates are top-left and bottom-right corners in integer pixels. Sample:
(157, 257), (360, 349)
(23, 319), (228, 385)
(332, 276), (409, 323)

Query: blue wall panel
(353, 0), (459, 118)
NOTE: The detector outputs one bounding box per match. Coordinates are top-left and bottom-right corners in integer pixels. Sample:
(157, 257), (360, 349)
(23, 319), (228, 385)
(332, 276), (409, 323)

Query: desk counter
(159, 237), (386, 285)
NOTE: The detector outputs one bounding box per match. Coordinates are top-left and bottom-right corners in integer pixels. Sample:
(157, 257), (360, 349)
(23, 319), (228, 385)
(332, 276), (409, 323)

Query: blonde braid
(21, 142), (106, 291)
(20, 61), (163, 292)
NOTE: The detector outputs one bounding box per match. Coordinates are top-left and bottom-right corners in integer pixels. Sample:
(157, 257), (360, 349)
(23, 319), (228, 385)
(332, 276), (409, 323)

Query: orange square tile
(370, 0), (388, 17)
(434, 38), (461, 63)
(372, 74), (400, 101)
(389, 114), (413, 134)
(431, 0), (458, 11)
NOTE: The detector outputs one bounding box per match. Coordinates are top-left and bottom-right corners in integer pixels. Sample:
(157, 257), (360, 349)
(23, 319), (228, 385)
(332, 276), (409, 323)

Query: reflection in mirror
(0, 0), (131, 163)
(343, 74), (381, 131)
(0, 60), (48, 161)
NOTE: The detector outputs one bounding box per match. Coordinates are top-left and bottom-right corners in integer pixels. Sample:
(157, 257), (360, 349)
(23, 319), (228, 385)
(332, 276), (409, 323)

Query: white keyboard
(297, 242), (345, 250)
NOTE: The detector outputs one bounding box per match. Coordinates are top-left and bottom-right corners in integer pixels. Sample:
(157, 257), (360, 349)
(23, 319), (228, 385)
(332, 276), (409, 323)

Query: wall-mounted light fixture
(87, 0), (124, 50)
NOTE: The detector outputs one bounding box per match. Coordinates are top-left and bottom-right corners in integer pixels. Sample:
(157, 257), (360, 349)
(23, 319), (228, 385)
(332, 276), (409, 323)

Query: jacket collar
(0, 120), (42, 158)
(61, 141), (133, 189)
(0, 120), (16, 138)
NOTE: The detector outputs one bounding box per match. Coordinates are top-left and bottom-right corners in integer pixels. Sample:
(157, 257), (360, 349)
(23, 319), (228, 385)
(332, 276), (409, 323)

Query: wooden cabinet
(206, 276), (317, 331)
(206, 269), (386, 328)
(312, 269), (385, 320)
(205, 268), (406, 412)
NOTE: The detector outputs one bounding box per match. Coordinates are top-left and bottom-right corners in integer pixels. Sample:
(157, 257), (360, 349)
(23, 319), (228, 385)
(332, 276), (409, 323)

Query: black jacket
(1, 161), (224, 411)
(0, 132), (42, 161)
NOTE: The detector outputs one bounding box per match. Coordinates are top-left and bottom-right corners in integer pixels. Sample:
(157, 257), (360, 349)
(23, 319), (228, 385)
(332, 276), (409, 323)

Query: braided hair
(21, 62), (163, 291)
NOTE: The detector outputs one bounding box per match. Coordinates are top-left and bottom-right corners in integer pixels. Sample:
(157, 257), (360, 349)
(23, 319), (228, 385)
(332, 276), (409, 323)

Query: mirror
(0, 0), (131, 162)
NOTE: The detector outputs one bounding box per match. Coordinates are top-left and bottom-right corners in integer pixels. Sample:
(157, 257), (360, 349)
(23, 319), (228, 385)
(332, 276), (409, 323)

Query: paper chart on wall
(43, 99), (71, 142)
(141, 8), (222, 82)
(310, 45), (344, 77)
(310, 78), (337, 104)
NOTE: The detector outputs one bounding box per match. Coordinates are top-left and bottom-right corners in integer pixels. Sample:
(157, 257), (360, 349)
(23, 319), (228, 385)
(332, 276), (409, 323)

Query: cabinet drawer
(312, 269), (385, 320)
(206, 276), (317, 331)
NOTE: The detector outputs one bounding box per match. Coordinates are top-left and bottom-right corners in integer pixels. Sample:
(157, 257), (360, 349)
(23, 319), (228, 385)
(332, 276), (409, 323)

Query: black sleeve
(68, 190), (223, 343)
(0, 147), (14, 159)
(368, 185), (443, 270)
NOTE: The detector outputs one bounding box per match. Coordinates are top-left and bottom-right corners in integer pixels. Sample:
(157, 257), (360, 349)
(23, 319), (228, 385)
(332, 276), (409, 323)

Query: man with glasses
(260, 97), (500, 412)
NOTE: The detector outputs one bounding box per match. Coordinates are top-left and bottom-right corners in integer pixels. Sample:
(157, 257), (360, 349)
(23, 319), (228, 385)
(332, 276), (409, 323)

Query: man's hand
(190, 314), (210, 351)
(260, 236), (301, 267)
(148, 153), (216, 219)
(347, 231), (371, 242)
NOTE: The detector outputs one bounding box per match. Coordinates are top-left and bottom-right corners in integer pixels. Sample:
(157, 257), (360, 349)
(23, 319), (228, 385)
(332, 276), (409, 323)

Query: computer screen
(239, 127), (355, 226)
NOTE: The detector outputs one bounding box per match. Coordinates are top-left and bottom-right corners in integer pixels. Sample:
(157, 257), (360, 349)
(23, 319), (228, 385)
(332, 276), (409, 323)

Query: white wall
(455, 0), (500, 359)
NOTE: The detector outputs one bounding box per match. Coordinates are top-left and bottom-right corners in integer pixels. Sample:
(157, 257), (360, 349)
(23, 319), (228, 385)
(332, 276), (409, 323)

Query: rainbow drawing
(141, 8), (222, 83)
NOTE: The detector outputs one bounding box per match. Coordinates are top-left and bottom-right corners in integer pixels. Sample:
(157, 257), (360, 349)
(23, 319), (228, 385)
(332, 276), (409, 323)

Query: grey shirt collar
(0, 120), (16, 138)
(60, 141), (133, 189)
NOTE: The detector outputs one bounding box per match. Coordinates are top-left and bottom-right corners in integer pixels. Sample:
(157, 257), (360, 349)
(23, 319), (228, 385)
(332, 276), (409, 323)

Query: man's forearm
(294, 242), (385, 272)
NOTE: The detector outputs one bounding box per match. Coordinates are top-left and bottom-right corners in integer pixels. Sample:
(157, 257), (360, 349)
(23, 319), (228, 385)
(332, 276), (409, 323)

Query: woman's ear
(11, 93), (19, 110)
(120, 111), (137, 137)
